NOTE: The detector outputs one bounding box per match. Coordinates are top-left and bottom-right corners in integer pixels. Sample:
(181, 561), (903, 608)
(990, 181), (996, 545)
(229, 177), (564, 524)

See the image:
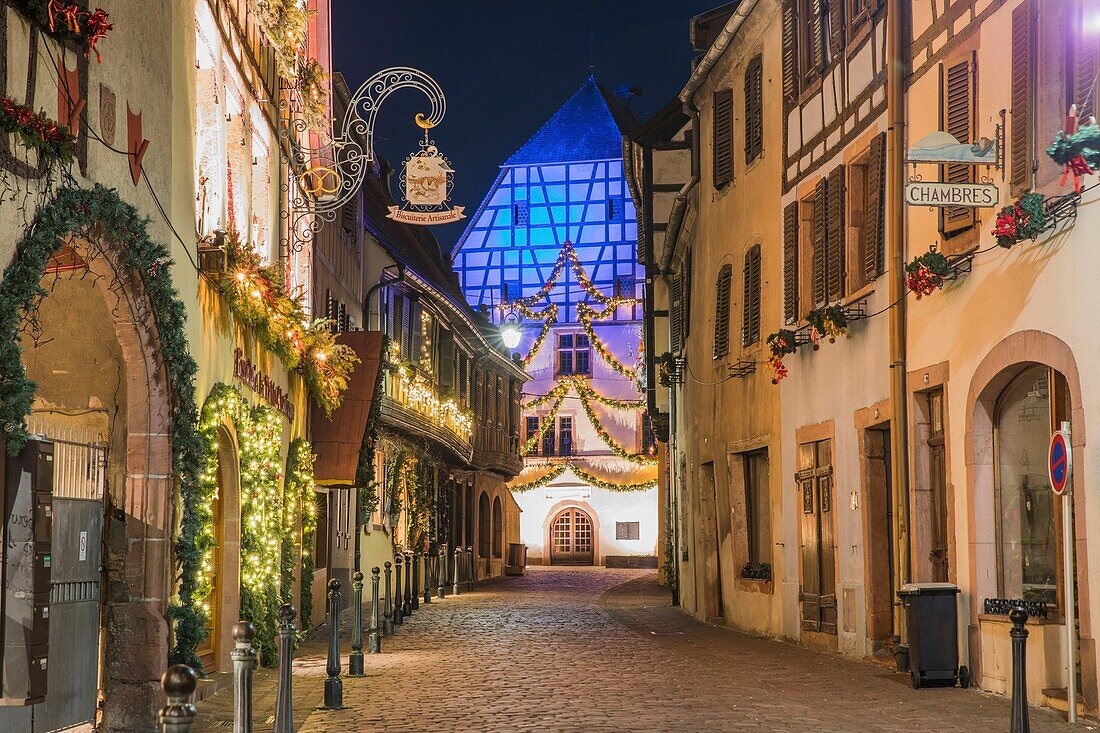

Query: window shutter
(713, 264), (733, 359)
(1010, 0), (1034, 192)
(670, 273), (683, 353)
(409, 299), (423, 364)
(812, 179), (827, 307)
(810, 0), (826, 75)
(1074, 11), (1099, 120)
(683, 250), (694, 338)
(745, 56), (764, 163)
(783, 202), (799, 323)
(940, 56), (976, 235)
(713, 89), (734, 188)
(439, 328), (456, 389)
(742, 246), (762, 346)
(826, 165), (845, 303)
(397, 294), (410, 361)
(827, 0), (844, 61)
(865, 133), (885, 281)
(782, 0), (797, 103)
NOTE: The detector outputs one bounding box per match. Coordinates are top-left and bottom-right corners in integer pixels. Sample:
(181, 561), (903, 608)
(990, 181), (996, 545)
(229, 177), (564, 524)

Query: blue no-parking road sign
(1049, 430), (1072, 496)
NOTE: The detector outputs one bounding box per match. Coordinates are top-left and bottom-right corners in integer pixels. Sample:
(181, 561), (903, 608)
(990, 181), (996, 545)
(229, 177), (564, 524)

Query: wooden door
(550, 508), (594, 565)
(927, 390), (949, 582)
(799, 439), (836, 634)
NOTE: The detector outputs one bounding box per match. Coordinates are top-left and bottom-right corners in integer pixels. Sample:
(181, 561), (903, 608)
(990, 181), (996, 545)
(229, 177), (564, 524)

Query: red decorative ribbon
(1061, 154), (1093, 193)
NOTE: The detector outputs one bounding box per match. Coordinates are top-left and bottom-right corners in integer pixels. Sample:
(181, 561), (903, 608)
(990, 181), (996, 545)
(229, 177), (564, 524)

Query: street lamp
(500, 311), (522, 350)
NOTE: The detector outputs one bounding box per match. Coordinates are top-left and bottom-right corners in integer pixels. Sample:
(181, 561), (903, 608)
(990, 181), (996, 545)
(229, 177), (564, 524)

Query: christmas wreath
(991, 192), (1048, 249)
(905, 250), (952, 299)
(806, 305), (848, 347)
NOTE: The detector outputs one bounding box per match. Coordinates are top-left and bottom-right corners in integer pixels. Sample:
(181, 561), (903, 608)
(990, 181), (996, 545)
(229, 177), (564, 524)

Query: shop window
(995, 366), (1069, 608)
(744, 450), (771, 566)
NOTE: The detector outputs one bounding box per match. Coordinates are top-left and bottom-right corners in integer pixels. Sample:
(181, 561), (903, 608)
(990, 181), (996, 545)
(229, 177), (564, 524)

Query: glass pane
(747, 452), (771, 564)
(815, 439), (832, 469)
(996, 366), (1057, 605)
(558, 334), (573, 348)
(930, 390), (943, 436)
(575, 350), (590, 375)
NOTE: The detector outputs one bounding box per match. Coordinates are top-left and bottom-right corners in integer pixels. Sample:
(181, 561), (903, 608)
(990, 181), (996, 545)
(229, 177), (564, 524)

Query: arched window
(713, 264), (732, 359)
(492, 497), (503, 558)
(478, 492), (490, 558)
(995, 365), (1069, 607)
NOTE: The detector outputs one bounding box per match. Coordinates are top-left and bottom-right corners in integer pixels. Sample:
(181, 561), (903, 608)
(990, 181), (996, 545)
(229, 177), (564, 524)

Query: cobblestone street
(193, 567), (1084, 732)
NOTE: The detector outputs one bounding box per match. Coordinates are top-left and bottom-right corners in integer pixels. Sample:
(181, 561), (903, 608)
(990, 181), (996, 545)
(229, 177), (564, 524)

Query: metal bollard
(423, 549), (432, 604)
(368, 566), (382, 654)
(400, 554), (409, 620)
(466, 545), (474, 591)
(273, 604), (296, 733)
(349, 571), (365, 676)
(403, 552), (413, 617)
(322, 579), (344, 709)
(412, 552), (421, 611)
(437, 543), (447, 599)
(453, 546), (462, 596)
(383, 561), (394, 636)
(1010, 607), (1031, 733)
(231, 622), (256, 733)
(159, 664), (197, 733)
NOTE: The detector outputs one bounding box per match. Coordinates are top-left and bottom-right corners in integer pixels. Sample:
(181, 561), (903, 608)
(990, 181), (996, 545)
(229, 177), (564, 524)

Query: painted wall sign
(904, 181), (999, 208)
(233, 348), (295, 421)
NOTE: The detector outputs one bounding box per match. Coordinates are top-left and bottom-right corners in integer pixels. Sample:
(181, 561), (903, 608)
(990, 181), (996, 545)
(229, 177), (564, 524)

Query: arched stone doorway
(0, 189), (192, 731)
(550, 507), (595, 566)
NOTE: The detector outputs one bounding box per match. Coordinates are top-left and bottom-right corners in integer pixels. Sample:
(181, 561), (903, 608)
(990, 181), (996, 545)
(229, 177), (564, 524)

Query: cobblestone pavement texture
(194, 567), (1083, 732)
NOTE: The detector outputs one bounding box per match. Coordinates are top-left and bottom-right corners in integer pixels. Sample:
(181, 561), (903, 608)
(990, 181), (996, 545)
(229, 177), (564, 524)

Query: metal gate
(0, 421), (105, 733)
(550, 508), (593, 566)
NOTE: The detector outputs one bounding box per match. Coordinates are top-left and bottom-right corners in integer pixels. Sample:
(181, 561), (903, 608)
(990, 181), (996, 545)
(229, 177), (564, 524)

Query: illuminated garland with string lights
(576, 391), (657, 464)
(221, 229), (358, 414)
(577, 301), (641, 378)
(0, 95), (75, 163)
(286, 438), (317, 631)
(519, 393), (565, 455)
(386, 344), (474, 442)
(515, 302), (557, 366)
(510, 464), (657, 493)
(523, 375), (645, 410)
(250, 0), (328, 132)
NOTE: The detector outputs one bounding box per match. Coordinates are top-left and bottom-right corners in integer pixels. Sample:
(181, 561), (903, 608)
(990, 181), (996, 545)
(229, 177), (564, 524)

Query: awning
(311, 330), (383, 485)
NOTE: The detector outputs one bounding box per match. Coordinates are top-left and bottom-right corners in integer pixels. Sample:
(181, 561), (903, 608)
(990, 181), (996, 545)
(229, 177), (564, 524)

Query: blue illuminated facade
(453, 78), (641, 323)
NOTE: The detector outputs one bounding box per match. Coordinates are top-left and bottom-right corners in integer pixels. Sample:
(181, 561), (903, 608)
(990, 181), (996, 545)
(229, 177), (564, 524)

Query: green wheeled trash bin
(897, 583), (970, 689)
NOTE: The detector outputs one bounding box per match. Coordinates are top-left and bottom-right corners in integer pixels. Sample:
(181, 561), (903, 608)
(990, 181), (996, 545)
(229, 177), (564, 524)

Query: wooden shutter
(825, 165), (845, 303)
(1010, 0), (1034, 192)
(783, 202), (799, 323)
(818, 470), (838, 635)
(864, 133), (885, 281)
(439, 328), (455, 389)
(742, 246), (762, 346)
(683, 250), (694, 338)
(782, 0), (798, 103)
(713, 89), (734, 188)
(1074, 9), (1099, 120)
(940, 56), (976, 235)
(798, 472), (821, 631)
(409, 299), (422, 364)
(713, 264), (733, 359)
(811, 179), (827, 307)
(398, 294), (411, 361)
(670, 273), (683, 353)
(810, 0), (826, 75)
(745, 55), (764, 163)
(827, 0), (844, 61)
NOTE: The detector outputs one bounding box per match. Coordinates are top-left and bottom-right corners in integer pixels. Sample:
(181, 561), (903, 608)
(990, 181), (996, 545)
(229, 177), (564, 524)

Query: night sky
(332, 0), (718, 248)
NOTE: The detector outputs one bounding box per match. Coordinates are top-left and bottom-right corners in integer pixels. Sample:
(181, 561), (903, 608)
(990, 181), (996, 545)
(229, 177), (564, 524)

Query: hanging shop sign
(387, 114), (465, 225)
(234, 348), (295, 421)
(906, 131), (999, 166)
(904, 181), (999, 208)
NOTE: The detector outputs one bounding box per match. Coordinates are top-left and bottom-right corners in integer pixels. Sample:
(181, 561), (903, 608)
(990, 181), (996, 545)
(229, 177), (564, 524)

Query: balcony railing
(386, 364), (473, 445)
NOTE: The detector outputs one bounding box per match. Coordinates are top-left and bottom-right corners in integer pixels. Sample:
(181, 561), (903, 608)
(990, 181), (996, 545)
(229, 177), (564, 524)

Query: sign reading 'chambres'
(904, 181), (999, 208)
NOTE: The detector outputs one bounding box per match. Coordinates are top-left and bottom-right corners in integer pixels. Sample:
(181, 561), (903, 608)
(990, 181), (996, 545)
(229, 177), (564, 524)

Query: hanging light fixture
(500, 310), (523, 350)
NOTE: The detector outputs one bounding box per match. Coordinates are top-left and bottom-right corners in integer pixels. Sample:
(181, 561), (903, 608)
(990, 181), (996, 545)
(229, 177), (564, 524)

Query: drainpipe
(886, 0), (911, 638)
(363, 264), (404, 332)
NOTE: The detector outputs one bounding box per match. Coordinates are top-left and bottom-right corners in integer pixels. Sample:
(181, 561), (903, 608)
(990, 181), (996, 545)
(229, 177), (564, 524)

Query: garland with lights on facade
(514, 302), (557, 366)
(250, 0), (328, 132)
(9, 0), (112, 61)
(577, 301), (641, 378)
(523, 375), (645, 410)
(286, 438), (317, 631)
(991, 192), (1048, 248)
(805, 305), (848, 348)
(519, 393), (566, 455)
(220, 228), (358, 414)
(385, 358), (474, 441)
(576, 390), (657, 464)
(0, 95), (75, 164)
(509, 464), (657, 493)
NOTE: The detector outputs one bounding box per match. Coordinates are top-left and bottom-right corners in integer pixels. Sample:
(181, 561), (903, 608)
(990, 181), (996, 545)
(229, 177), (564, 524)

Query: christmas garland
(0, 95), (75, 163)
(577, 301), (640, 378)
(1047, 116), (1100, 191)
(515, 302), (557, 366)
(250, 0), (329, 132)
(286, 438), (316, 631)
(9, 0), (112, 61)
(576, 391), (657, 465)
(905, 249), (952, 299)
(519, 393), (565, 454)
(221, 229), (358, 414)
(509, 464), (657, 493)
(523, 375), (644, 410)
(991, 192), (1047, 249)
(805, 305), (848, 347)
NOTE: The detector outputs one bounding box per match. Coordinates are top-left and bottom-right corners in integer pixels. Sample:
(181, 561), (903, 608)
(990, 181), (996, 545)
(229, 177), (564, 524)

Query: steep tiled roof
(504, 77), (638, 166)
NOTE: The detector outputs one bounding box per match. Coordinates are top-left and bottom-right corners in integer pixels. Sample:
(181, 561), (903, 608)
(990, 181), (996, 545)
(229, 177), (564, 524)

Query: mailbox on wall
(0, 439), (54, 705)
